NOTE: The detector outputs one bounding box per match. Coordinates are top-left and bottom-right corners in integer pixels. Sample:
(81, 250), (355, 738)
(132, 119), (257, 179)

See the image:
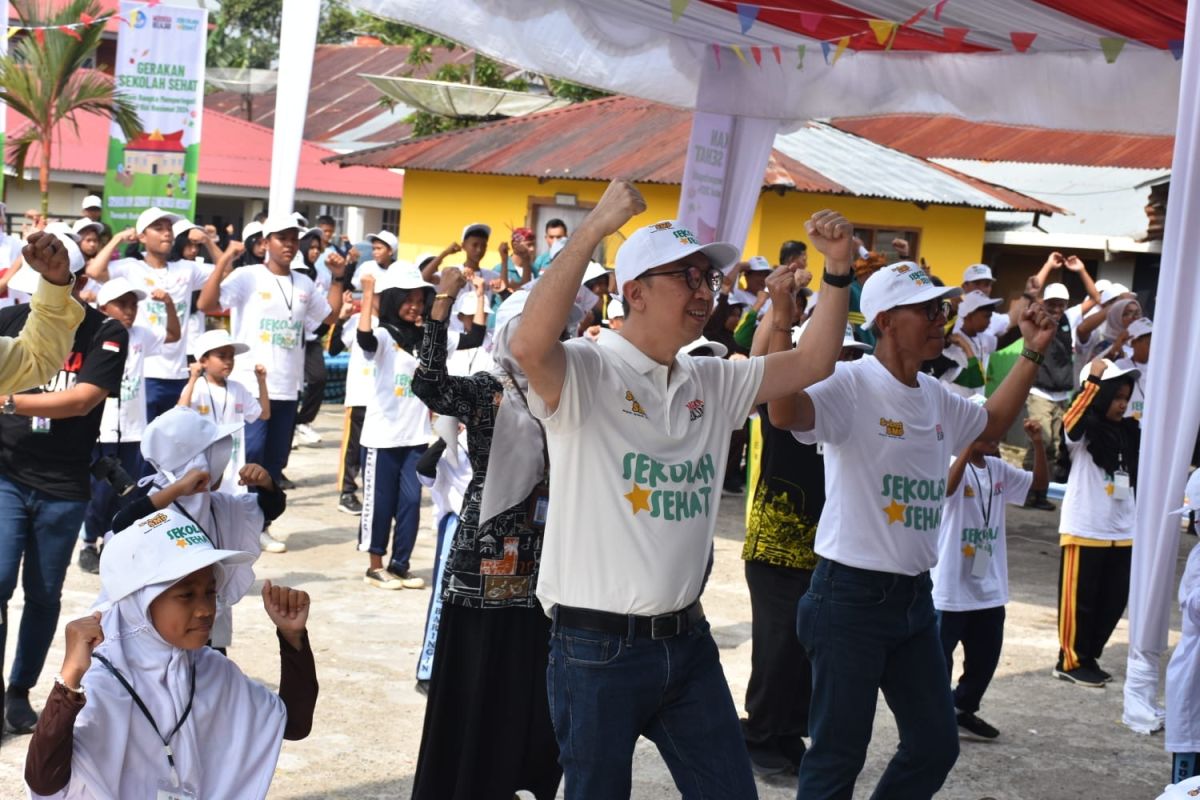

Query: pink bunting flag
(799, 11), (821, 33)
(33, 27), (45, 46)
(59, 24), (82, 40)
(942, 26), (969, 46)
(933, 0), (949, 21)
(751, 45), (763, 66)
(79, 12), (94, 25)
(1010, 32), (1036, 52)
(712, 43), (721, 68)
(772, 45), (782, 65)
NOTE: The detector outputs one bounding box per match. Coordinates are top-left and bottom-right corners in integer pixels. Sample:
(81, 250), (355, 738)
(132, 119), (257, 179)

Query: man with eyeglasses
(767, 260), (1056, 799)
(511, 179), (857, 798)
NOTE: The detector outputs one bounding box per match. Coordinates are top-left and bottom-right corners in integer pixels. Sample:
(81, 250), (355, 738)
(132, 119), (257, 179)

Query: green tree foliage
(206, 0), (282, 69)
(0, 0), (142, 215)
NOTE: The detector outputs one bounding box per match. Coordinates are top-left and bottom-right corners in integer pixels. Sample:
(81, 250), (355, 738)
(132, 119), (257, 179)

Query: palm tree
(0, 0), (142, 216)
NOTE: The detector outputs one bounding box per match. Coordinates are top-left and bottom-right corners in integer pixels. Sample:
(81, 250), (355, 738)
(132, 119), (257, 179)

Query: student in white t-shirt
(80, 277), (180, 571)
(85, 207), (218, 423)
(1115, 316), (1151, 422)
(1055, 358), (1141, 688)
(197, 216), (345, 512)
(512, 180), (859, 798)
(944, 290), (1001, 398)
(1166, 470), (1200, 784)
(770, 260), (1056, 798)
(349, 230), (398, 292)
(332, 297), (373, 516)
(178, 329), (268, 503)
(356, 268), (435, 591)
(932, 417), (1046, 742)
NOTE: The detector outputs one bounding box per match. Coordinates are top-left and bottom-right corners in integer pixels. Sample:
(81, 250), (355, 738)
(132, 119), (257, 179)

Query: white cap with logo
(261, 213), (303, 237)
(859, 261), (961, 332)
(1128, 317), (1153, 340)
(461, 223), (491, 242)
(1078, 358), (1139, 387)
(1043, 283), (1070, 301)
(613, 219), (739, 296)
(135, 207), (183, 235)
(957, 290), (1003, 318)
(962, 263), (994, 283)
(746, 255), (772, 273)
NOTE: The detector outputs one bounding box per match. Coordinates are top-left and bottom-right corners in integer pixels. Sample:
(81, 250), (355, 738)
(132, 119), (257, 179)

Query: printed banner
(677, 111), (733, 243)
(102, 1), (207, 231)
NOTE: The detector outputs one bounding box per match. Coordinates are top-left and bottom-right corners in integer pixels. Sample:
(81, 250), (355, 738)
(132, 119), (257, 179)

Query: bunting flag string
(5, 14), (118, 36)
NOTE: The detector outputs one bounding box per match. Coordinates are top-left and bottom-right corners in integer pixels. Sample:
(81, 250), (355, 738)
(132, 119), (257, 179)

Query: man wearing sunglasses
(767, 260), (1056, 799)
(511, 179), (856, 798)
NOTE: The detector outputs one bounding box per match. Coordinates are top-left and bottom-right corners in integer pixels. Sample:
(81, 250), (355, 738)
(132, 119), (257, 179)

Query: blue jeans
(547, 611), (757, 799)
(0, 476), (88, 689)
(796, 558), (959, 800)
(359, 445), (425, 573)
(937, 606), (1005, 715)
(83, 442), (144, 544)
(145, 377), (188, 423)
(245, 399), (299, 483)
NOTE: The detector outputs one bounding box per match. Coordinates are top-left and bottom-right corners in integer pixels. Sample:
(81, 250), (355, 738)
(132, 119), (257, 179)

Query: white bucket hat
(96, 276), (147, 307)
(680, 335), (729, 358)
(958, 290), (1003, 318)
(191, 328), (251, 360)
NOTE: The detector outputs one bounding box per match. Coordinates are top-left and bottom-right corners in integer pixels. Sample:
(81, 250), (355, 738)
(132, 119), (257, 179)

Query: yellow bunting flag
(1099, 36), (1126, 64)
(868, 19), (896, 47)
(796, 43), (806, 69)
(670, 0), (689, 23)
(730, 44), (747, 63)
(832, 36), (850, 65)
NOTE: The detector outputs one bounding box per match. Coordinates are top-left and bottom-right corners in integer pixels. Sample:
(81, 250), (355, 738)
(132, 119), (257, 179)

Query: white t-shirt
(359, 326), (430, 449)
(218, 264), (330, 400)
(341, 314), (376, 408)
(529, 334), (764, 616)
(108, 258), (212, 379)
(943, 330), (998, 399)
(1167, 541), (1200, 752)
(419, 429), (471, 527)
(98, 324), (165, 443)
(932, 455), (1033, 611)
(184, 377), (262, 494)
(797, 355), (988, 575)
(1059, 433), (1136, 540)
(447, 345), (494, 377)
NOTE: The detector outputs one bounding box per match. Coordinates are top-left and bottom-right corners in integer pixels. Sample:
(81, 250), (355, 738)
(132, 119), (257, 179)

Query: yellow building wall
(397, 170), (988, 286)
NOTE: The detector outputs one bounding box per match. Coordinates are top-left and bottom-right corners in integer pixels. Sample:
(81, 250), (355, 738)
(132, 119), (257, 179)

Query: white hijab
(33, 582), (286, 799)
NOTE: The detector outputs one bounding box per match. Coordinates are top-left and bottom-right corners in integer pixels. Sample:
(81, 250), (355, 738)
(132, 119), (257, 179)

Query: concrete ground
(0, 407), (1187, 799)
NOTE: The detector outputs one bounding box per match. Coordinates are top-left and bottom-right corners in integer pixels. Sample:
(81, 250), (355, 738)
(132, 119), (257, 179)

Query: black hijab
(1081, 375), (1141, 487)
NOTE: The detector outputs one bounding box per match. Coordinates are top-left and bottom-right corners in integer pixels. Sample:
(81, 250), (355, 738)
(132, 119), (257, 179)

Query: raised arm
(509, 179), (646, 413)
(1066, 255), (1101, 305)
(945, 445), (974, 497)
(197, 248), (226, 313)
(154, 289), (181, 344)
(1031, 251), (1063, 292)
(422, 242), (460, 283)
(84, 228), (136, 283)
(754, 210), (854, 428)
(979, 303), (1056, 441)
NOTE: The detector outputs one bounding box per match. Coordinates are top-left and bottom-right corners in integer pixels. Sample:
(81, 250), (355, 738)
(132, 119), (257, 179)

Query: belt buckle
(650, 613), (680, 640)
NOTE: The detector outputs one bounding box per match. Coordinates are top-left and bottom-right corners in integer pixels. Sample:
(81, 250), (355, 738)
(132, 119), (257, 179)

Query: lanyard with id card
(1113, 469), (1132, 501)
(967, 462), (994, 579)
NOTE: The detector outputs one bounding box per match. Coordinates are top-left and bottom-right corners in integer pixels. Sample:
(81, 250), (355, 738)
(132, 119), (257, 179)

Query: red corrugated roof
(831, 114), (1175, 169)
(5, 106), (404, 201)
(332, 95), (1057, 212)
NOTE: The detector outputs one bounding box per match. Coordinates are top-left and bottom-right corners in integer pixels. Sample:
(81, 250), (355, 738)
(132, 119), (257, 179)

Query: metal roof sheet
(333, 96), (1056, 212)
(831, 114), (1175, 169)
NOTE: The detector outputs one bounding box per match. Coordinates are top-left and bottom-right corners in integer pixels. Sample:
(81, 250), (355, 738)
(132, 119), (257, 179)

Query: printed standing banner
(102, 1), (207, 231)
(677, 111), (733, 244)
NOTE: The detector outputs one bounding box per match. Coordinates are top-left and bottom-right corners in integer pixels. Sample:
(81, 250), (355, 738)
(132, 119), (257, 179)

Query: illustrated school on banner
(102, 1), (207, 231)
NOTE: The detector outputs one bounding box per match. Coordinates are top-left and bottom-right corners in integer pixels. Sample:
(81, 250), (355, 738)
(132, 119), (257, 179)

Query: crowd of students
(0, 182), (1183, 799)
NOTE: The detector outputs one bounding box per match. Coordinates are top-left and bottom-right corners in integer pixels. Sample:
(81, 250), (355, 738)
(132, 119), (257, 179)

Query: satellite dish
(206, 68), (279, 121)
(360, 74), (571, 120)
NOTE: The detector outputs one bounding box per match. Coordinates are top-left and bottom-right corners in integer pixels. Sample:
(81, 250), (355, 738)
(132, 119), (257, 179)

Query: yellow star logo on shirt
(963, 544), (976, 557)
(260, 331), (272, 343)
(198, 404), (210, 415)
(1105, 483), (1115, 496)
(144, 277), (155, 287)
(883, 499), (907, 525)
(260, 291), (272, 301)
(624, 483), (652, 515)
(964, 485), (975, 498)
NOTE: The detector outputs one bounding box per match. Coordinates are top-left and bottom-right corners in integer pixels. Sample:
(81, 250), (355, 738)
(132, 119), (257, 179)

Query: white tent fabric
(323, 0), (1195, 738)
(350, 0), (1182, 133)
(269, 0), (320, 215)
(1125, 0), (1200, 735)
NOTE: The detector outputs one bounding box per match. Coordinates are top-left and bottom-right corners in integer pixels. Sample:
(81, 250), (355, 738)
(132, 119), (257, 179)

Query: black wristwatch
(1, 395), (15, 415)
(822, 269), (853, 289)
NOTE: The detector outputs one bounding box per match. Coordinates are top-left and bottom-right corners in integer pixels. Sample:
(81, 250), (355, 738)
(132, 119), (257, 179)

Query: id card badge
(970, 546), (993, 579)
(1113, 470), (1131, 501)
(30, 416), (51, 434)
(156, 780), (197, 800)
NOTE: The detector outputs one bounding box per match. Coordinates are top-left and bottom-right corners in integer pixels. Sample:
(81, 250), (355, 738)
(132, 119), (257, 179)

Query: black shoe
(1025, 491), (1056, 511)
(337, 493), (363, 515)
(4, 687), (37, 734)
(956, 711), (1000, 740)
(1052, 664), (1107, 687)
(277, 475), (296, 491)
(1085, 659), (1114, 682)
(78, 544), (100, 574)
(415, 679), (429, 696)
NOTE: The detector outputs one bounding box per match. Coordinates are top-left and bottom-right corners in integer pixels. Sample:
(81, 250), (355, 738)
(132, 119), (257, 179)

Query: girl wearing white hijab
(24, 506), (317, 799)
(409, 268), (570, 800)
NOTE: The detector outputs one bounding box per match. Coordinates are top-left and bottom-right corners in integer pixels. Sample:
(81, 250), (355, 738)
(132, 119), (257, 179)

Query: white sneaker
(294, 423), (322, 446)
(259, 532), (287, 553)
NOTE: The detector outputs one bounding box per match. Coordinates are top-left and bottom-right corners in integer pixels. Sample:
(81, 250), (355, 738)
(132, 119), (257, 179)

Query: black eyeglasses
(896, 298), (952, 322)
(641, 264), (724, 293)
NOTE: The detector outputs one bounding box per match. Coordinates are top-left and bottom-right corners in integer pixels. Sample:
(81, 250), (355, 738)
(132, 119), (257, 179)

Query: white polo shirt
(529, 334), (764, 616)
(796, 356), (987, 576)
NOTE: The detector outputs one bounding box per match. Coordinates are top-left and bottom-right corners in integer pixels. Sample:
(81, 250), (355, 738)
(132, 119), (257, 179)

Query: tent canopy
(350, 0), (1185, 133)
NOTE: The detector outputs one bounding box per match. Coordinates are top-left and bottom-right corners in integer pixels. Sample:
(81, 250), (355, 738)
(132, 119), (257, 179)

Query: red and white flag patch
(102, 340), (122, 353)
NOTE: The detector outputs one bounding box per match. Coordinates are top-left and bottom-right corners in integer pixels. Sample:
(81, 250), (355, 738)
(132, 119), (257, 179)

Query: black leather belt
(554, 601), (704, 640)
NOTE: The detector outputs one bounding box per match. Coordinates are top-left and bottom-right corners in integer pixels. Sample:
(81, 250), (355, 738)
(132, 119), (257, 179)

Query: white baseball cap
(241, 221), (264, 241)
(962, 263), (994, 283)
(1171, 470), (1200, 517)
(745, 255), (772, 273)
(1100, 283), (1131, 304)
(172, 218), (201, 239)
(1043, 282), (1070, 301)
(453, 291), (492, 317)
(72, 218), (103, 237)
(135, 207), (183, 235)
(375, 264), (433, 293)
(607, 297), (625, 319)
(1128, 317), (1153, 340)
(1078, 358), (1139, 387)
(582, 261), (609, 286)
(81, 194), (103, 210)
(613, 219), (739, 297)
(859, 261), (961, 332)
(292, 212), (309, 227)
(461, 222), (491, 241)
(97, 506), (255, 609)
(795, 319), (872, 351)
(958, 290), (1003, 318)
(96, 276), (147, 307)
(192, 328), (250, 359)
(1093, 279), (1112, 294)
(366, 231), (398, 252)
(680, 335), (728, 358)
(262, 213), (302, 237)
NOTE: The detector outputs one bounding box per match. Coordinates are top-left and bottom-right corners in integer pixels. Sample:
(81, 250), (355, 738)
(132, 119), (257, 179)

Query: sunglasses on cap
(641, 264), (724, 293)
(895, 298), (952, 322)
